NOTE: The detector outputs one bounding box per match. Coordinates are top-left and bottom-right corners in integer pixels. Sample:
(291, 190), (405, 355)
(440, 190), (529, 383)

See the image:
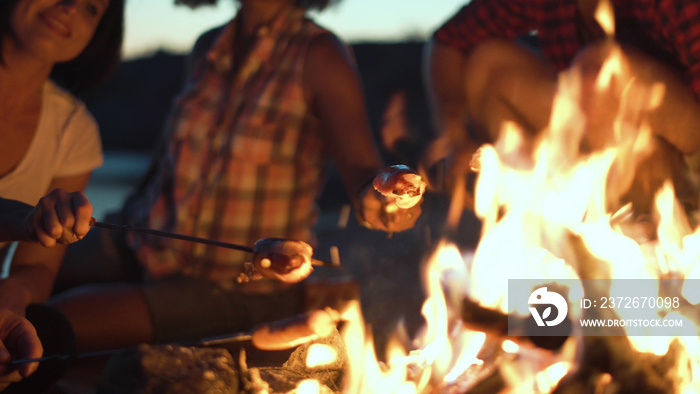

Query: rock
(97, 344), (239, 394)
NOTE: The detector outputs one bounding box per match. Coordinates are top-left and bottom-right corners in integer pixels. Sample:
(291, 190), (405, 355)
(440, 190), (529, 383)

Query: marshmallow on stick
(372, 165), (426, 209)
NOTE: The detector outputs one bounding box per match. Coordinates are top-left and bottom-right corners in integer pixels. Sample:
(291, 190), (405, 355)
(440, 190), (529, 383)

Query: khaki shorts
(141, 277), (305, 343)
(60, 215), (305, 344)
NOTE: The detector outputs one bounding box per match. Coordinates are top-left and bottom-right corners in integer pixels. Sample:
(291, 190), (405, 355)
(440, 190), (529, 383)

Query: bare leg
(463, 39), (558, 141)
(462, 39), (700, 156)
(48, 284), (153, 353)
(569, 42), (700, 211)
(572, 42), (700, 154)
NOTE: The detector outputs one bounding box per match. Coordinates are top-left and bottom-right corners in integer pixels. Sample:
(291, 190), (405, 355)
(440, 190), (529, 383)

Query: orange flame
(334, 1), (700, 392)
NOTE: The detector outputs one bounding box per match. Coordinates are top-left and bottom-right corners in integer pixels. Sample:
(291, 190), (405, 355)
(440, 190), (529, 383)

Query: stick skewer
(90, 219), (337, 268)
(9, 331), (253, 365)
(10, 308), (340, 365)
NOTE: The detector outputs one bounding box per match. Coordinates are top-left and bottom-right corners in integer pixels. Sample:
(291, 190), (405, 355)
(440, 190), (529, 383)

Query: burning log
(461, 296), (570, 351)
(239, 327), (346, 393)
(460, 296), (684, 393)
(277, 326), (347, 391)
(454, 297), (572, 393)
(553, 337), (686, 394)
(456, 226), (697, 393)
(552, 233), (692, 393)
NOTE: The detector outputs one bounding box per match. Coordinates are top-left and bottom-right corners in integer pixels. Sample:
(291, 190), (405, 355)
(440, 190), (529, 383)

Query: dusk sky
(123, 0), (467, 58)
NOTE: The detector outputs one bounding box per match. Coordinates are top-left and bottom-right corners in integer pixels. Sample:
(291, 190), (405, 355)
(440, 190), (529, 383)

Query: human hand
(0, 309), (42, 391)
(372, 165), (426, 209)
(25, 189), (93, 247)
(419, 136), (480, 211)
(448, 143), (481, 211)
(356, 185), (422, 233)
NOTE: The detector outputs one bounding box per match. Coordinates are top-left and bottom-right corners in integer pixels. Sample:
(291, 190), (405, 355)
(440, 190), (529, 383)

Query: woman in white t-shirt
(0, 0), (123, 378)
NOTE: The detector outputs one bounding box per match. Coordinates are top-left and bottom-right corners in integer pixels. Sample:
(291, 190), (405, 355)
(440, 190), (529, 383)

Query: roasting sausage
(372, 165), (426, 209)
(250, 238), (314, 283)
(251, 308), (341, 350)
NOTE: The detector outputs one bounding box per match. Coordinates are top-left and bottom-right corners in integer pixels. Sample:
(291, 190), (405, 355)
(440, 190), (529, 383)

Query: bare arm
(0, 173), (92, 315)
(424, 37), (474, 146)
(304, 33), (419, 232)
(304, 33), (382, 201)
(421, 37), (482, 210)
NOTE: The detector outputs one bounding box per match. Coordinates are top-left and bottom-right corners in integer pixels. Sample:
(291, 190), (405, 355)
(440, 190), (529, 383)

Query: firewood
(461, 297), (569, 351)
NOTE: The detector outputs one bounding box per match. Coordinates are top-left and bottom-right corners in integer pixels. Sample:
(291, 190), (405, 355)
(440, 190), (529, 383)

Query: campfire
(330, 1), (700, 393)
(96, 1), (699, 393)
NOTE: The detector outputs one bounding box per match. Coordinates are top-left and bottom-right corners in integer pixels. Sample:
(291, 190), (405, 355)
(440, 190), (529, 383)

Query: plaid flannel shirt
(435, 0), (700, 100)
(125, 8), (330, 280)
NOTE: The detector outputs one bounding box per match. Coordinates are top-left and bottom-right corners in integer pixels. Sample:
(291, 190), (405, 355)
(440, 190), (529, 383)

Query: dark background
(81, 41), (433, 160)
(81, 41), (435, 212)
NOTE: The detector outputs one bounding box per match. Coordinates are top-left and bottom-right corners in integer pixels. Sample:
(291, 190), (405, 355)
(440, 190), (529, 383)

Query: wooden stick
(90, 219), (337, 267)
(10, 331), (253, 365)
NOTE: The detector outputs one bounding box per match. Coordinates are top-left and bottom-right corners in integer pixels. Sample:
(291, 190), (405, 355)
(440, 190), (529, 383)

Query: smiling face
(10, 0), (109, 64)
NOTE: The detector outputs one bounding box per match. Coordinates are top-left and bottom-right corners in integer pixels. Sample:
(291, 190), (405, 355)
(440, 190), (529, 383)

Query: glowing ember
(295, 379), (322, 393)
(305, 344), (338, 368)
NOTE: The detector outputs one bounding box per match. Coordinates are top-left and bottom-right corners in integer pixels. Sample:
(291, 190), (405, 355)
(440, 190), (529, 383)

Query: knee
(571, 41), (657, 95)
(573, 41), (662, 79)
(571, 42), (613, 73)
(570, 42), (663, 148)
(464, 39), (523, 89)
(463, 39), (551, 110)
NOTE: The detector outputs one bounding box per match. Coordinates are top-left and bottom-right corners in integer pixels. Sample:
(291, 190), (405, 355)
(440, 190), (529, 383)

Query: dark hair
(0, 1), (20, 61)
(175, 0), (337, 12)
(0, 0), (125, 94)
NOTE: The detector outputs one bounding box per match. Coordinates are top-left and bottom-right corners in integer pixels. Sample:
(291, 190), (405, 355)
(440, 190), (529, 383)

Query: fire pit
(96, 327), (347, 394)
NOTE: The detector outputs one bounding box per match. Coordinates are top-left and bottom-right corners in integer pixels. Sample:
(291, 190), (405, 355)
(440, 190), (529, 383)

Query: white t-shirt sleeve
(54, 101), (104, 177)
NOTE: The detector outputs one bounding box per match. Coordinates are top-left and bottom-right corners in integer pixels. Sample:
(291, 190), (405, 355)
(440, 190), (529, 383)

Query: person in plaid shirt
(425, 0), (700, 209)
(51, 0), (422, 353)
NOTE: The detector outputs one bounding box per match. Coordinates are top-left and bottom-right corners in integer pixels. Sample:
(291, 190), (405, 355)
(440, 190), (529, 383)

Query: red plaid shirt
(125, 8), (330, 280)
(435, 0), (700, 100)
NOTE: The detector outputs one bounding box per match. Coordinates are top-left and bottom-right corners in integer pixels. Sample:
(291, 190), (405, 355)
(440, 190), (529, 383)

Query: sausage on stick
(250, 307), (341, 351)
